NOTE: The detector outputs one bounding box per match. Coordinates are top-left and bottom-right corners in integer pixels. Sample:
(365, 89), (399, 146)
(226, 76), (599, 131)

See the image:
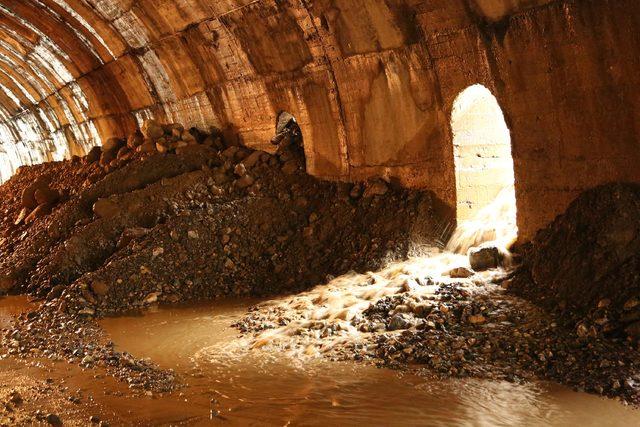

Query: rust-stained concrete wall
(0, 0), (638, 240)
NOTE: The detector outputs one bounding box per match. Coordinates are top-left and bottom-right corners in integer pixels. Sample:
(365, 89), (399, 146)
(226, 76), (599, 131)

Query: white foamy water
(221, 188), (519, 358)
(446, 185), (518, 255)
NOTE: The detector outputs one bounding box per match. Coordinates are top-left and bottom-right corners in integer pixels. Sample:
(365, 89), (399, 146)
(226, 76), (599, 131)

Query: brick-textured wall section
(0, 0), (638, 240)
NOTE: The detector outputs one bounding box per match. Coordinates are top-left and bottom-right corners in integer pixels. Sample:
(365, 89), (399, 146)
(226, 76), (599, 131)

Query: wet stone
(46, 413), (62, 426)
(91, 281), (109, 297)
(469, 246), (503, 271)
(446, 267), (474, 278)
(388, 314), (415, 331)
(363, 180), (388, 198)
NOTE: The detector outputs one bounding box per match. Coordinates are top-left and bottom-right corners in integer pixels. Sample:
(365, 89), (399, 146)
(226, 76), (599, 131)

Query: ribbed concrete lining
(0, 0), (551, 178)
(0, 0), (638, 241)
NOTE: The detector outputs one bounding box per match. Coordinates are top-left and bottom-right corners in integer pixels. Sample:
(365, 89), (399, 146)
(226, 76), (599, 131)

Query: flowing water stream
(100, 187), (640, 425)
(2, 189), (640, 424)
(98, 301), (640, 426)
(236, 186), (519, 358)
(0, 296), (638, 425)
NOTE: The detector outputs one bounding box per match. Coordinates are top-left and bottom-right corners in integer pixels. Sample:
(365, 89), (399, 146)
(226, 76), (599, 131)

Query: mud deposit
(513, 183), (640, 341)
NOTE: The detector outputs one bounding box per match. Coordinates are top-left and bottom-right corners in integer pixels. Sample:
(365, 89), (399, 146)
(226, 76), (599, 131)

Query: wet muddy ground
(1, 296), (639, 426)
(2, 125), (640, 425)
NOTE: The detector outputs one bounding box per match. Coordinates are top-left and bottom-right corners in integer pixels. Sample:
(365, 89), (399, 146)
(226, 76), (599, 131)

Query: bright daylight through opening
(447, 84), (518, 254)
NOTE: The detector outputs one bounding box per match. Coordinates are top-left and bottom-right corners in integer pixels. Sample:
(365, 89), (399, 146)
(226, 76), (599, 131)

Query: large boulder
(102, 137), (125, 153)
(99, 149), (117, 167)
(127, 132), (144, 149)
(21, 185), (39, 210)
(137, 140), (157, 153)
(469, 245), (504, 271)
(34, 186), (59, 206)
(21, 178), (52, 209)
(142, 119), (165, 140)
(85, 146), (102, 163)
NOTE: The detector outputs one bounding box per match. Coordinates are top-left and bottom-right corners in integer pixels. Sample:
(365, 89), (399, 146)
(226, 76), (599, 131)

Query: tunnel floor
(1, 281), (640, 425)
(0, 122), (640, 425)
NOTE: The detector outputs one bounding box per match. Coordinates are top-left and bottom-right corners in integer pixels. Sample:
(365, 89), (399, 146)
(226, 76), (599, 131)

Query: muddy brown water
(99, 300), (640, 426)
(1, 296), (640, 426)
(0, 295), (33, 328)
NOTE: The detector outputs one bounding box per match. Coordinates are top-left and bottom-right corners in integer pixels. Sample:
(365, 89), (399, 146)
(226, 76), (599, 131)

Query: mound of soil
(512, 183), (640, 342)
(0, 143), (439, 316)
(368, 284), (640, 404)
(0, 122), (444, 391)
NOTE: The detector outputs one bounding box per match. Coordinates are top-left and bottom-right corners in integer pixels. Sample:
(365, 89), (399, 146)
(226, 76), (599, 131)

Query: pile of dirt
(0, 138), (438, 314)
(511, 183), (640, 342)
(3, 131), (640, 406)
(236, 259), (640, 405)
(2, 161), (85, 241)
(0, 120), (442, 391)
(0, 135), (155, 240)
(367, 283), (640, 405)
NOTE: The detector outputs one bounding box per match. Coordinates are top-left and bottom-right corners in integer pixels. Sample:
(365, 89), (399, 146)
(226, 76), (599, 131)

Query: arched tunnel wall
(0, 0), (638, 241)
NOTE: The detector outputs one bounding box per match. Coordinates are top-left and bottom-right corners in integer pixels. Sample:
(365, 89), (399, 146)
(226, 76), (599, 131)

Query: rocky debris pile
(236, 245), (640, 405)
(0, 122), (437, 313)
(2, 128), (162, 234)
(0, 119), (441, 390)
(0, 128), (168, 288)
(1, 117), (434, 300)
(511, 183), (640, 343)
(81, 136), (139, 184)
(240, 273), (640, 404)
(57, 177), (426, 314)
(140, 120), (224, 155)
(0, 121), (228, 257)
(363, 281), (640, 405)
(0, 147), (218, 294)
(1, 161), (86, 244)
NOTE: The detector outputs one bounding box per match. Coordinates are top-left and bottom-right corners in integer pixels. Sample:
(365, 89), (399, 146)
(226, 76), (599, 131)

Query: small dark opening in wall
(271, 111), (305, 169)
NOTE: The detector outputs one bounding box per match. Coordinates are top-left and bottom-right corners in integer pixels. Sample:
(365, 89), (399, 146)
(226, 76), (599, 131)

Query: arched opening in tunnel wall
(447, 84), (518, 253)
(272, 111), (306, 166)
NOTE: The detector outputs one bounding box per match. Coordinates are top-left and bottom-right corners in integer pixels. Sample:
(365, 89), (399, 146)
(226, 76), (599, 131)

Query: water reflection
(101, 302), (640, 426)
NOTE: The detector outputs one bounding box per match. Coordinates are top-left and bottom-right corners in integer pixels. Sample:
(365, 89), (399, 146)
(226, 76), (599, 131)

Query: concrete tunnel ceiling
(0, 0), (639, 241)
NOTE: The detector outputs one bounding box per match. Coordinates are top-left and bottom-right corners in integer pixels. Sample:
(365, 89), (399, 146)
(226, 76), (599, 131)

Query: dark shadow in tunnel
(271, 111), (306, 171)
